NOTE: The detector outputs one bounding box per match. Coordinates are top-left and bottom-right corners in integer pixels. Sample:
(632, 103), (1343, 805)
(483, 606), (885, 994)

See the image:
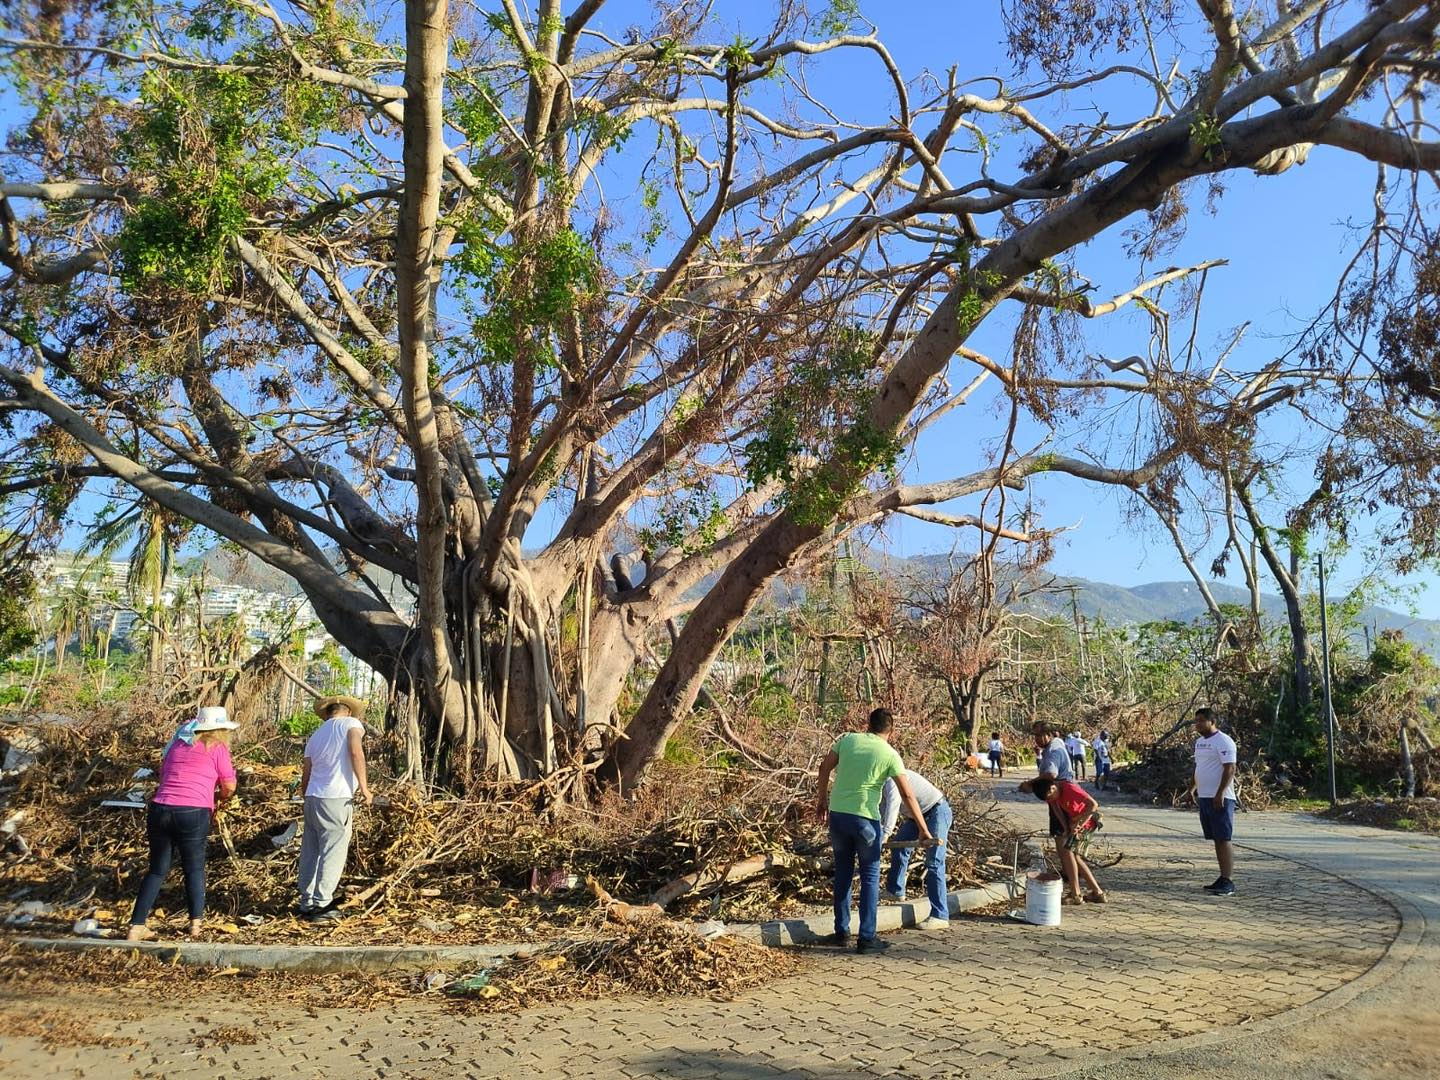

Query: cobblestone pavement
(0, 786), (1403, 1080)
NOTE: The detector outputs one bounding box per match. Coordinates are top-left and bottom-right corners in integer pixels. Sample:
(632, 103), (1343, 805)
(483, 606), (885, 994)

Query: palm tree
(82, 501), (190, 675)
(94, 586), (123, 695)
(49, 580), (96, 671)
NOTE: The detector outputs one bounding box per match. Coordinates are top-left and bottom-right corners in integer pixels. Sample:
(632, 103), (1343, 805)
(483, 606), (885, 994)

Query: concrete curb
(15, 871), (1031, 972)
(733, 878), (1026, 946)
(18, 936), (524, 973)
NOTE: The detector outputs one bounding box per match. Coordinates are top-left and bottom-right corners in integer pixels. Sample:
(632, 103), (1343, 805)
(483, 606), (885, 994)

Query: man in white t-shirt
(1091, 730), (1112, 790)
(297, 695), (372, 921)
(1188, 707), (1237, 897)
(1065, 732), (1087, 780)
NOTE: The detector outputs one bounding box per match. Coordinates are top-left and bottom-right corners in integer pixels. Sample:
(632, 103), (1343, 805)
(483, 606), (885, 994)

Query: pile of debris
(442, 914), (804, 1011)
(1318, 797), (1440, 835)
(0, 935), (401, 1013)
(1, 710), (1027, 946)
(3, 915), (798, 1016)
(1109, 746), (1273, 810)
(1108, 746), (1193, 805)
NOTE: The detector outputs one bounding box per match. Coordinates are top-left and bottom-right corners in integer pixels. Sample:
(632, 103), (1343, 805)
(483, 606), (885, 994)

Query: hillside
(1024, 576), (1440, 654)
(886, 552), (1440, 655)
(181, 546), (1440, 656)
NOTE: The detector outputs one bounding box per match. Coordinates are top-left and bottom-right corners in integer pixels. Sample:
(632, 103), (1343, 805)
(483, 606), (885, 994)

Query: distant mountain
(183, 545), (1440, 657)
(190, 547), (301, 595)
(1026, 576), (1440, 653)
(881, 552), (1440, 655)
(189, 547), (413, 610)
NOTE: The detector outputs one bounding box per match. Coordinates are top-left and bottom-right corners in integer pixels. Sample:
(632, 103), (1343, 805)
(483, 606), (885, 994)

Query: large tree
(1, 0), (1437, 792)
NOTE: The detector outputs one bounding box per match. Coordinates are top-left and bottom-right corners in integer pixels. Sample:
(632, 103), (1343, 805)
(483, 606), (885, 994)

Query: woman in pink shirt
(127, 706), (238, 941)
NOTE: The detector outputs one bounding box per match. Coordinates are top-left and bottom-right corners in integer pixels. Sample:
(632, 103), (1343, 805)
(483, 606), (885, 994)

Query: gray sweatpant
(297, 797), (354, 909)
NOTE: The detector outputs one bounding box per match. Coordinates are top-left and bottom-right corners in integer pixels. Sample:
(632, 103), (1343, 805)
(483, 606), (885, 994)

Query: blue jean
(131, 803), (211, 923)
(884, 799), (953, 920)
(829, 811), (882, 940)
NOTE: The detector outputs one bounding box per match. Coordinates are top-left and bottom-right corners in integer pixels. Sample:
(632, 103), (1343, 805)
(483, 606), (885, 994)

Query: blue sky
(713, 0), (1439, 617)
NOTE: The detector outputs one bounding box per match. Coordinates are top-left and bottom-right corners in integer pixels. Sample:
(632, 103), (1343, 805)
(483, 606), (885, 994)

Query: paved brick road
(0, 787), (1401, 1080)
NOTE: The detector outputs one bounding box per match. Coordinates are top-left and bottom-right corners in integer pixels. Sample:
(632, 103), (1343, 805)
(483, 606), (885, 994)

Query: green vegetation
(744, 327), (902, 527)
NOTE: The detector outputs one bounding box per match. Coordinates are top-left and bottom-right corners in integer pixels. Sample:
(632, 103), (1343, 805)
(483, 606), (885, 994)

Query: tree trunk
(1400, 722), (1416, 799)
(1236, 481), (1312, 713)
(396, 0), (460, 746)
(97, 610), (118, 695)
(944, 677), (965, 733)
(600, 515), (823, 790)
(964, 671), (986, 753)
(149, 573), (163, 677)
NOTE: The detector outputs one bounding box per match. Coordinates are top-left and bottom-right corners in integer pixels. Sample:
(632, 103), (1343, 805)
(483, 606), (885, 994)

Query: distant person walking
(1091, 730), (1112, 790)
(128, 706), (238, 942)
(987, 733), (1005, 778)
(879, 769), (953, 929)
(814, 709), (933, 953)
(1065, 731), (1088, 779)
(297, 695), (372, 922)
(1188, 708), (1237, 897)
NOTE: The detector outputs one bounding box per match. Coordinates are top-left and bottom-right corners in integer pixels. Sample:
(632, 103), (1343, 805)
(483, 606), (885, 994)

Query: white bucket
(1024, 872), (1063, 927)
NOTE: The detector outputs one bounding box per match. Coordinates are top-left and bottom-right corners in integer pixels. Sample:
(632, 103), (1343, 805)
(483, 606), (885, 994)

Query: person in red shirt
(1029, 777), (1107, 906)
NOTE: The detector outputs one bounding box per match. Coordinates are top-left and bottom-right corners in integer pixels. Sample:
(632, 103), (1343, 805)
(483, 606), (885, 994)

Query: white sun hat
(193, 706), (239, 732)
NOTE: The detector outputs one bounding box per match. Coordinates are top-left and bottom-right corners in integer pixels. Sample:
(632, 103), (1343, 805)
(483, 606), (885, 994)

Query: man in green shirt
(814, 708), (933, 953)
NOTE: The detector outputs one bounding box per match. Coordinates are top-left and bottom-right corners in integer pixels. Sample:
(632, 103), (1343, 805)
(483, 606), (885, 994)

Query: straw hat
(193, 706), (239, 732)
(314, 694), (367, 720)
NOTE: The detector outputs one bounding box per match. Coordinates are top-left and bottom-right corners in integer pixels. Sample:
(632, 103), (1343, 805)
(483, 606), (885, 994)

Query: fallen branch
(651, 851), (797, 910)
(274, 659), (323, 699)
(586, 874), (664, 922)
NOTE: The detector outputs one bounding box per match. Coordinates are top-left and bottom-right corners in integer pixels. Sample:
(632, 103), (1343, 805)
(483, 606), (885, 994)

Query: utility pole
(1316, 553), (1338, 807)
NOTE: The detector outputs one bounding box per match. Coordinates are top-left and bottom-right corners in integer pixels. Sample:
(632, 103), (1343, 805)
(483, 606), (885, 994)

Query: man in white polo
(297, 694), (372, 921)
(1189, 707), (1237, 897)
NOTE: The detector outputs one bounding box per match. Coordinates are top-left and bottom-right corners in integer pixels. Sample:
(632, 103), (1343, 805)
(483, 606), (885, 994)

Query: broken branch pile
(445, 913), (804, 1011)
(2, 710), (1027, 944)
(1110, 744), (1272, 809)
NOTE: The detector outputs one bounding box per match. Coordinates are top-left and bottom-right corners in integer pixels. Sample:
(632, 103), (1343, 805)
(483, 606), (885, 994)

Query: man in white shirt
(297, 695), (372, 921)
(877, 769), (952, 930)
(1091, 730), (1112, 790)
(1188, 707), (1237, 897)
(1065, 732), (1087, 779)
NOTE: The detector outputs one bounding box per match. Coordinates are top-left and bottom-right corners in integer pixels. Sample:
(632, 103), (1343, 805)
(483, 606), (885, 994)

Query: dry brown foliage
(449, 915), (805, 1012)
(2, 706), (1026, 943)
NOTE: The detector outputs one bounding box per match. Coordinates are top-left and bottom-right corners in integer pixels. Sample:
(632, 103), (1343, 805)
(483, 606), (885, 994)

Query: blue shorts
(1198, 798), (1236, 842)
(1096, 760), (1111, 778)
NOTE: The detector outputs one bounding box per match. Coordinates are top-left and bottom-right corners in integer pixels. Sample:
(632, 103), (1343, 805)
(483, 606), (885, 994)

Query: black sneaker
(1202, 877), (1225, 891)
(855, 937), (891, 954)
(824, 930), (850, 947)
(304, 908), (343, 923)
(1207, 879), (1236, 897)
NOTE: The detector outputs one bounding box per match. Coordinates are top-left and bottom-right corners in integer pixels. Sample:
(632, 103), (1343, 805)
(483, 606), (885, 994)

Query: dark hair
(867, 708), (894, 734)
(1100, 729), (1110, 739)
(1195, 707), (1214, 723)
(990, 732), (1000, 740)
(1031, 777), (1055, 800)
(1031, 721), (1053, 737)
